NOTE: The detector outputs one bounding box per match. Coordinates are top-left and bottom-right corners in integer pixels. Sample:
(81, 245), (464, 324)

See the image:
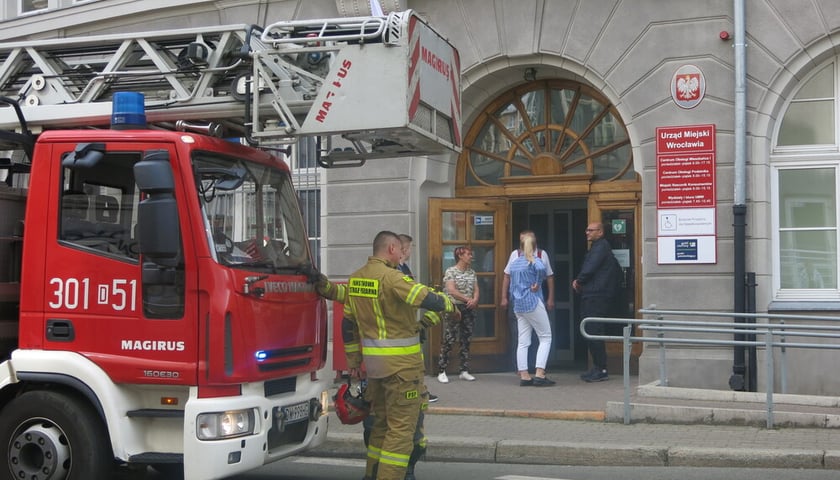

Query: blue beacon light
(111, 91), (147, 130)
(255, 350), (268, 361)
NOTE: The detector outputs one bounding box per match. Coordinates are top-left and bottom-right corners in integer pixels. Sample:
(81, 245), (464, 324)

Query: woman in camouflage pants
(437, 246), (480, 383)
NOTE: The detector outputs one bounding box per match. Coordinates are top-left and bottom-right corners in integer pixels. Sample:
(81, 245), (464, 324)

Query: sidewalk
(311, 371), (840, 469)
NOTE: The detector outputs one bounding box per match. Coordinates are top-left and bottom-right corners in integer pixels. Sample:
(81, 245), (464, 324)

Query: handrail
(580, 308), (840, 427)
(261, 15), (388, 45)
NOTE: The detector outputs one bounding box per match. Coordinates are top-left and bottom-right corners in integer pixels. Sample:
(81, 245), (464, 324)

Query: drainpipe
(729, 0), (748, 391)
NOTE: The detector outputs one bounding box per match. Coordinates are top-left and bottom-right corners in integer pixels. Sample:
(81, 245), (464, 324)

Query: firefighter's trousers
(364, 368), (425, 480)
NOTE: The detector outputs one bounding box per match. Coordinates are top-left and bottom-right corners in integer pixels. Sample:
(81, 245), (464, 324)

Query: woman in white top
(507, 234), (555, 387)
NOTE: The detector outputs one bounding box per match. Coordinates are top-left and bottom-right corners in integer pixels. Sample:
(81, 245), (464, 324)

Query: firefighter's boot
(403, 465), (416, 480)
(404, 444), (424, 480)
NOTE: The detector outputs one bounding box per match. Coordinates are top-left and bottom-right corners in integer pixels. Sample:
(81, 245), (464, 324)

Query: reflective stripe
(405, 283), (425, 305)
(334, 284), (347, 303)
(362, 336), (420, 348)
(373, 297), (386, 338)
(363, 343), (422, 356)
(378, 449), (410, 468)
(344, 343), (360, 353)
(367, 444), (381, 461)
(443, 293), (454, 312)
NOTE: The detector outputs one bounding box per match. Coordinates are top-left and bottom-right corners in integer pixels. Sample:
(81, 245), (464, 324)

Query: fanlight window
(462, 80), (634, 188)
(777, 62), (835, 148)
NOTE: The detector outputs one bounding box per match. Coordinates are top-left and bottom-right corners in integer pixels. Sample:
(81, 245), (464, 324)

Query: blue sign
(675, 239), (698, 261)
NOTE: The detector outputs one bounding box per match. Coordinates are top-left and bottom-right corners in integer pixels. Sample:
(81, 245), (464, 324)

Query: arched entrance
(428, 79), (641, 373)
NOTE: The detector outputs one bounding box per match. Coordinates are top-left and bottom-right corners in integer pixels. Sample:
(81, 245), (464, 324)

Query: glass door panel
(428, 198), (508, 372)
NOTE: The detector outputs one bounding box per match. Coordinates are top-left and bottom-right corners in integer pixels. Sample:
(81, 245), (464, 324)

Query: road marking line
(291, 457), (365, 467)
(496, 476), (572, 480)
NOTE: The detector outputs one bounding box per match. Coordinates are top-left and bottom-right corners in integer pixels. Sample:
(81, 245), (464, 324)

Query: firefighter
(314, 264), (439, 480)
(357, 310), (441, 479)
(340, 230), (457, 480)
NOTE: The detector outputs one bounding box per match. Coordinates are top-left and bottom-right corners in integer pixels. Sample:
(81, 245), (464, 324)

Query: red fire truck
(0, 10), (459, 480)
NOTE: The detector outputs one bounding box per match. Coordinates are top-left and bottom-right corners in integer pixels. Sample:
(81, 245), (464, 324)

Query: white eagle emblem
(677, 74), (700, 100)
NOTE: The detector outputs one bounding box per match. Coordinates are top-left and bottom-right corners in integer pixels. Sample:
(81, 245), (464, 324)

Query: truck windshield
(194, 152), (310, 273)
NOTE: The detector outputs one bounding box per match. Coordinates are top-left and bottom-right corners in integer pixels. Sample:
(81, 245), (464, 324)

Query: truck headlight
(197, 409), (256, 440)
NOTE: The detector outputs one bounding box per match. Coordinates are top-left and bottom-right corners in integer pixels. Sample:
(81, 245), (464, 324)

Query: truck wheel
(0, 390), (113, 480)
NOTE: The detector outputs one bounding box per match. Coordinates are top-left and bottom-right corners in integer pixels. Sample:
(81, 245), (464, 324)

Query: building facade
(3, 0), (840, 394)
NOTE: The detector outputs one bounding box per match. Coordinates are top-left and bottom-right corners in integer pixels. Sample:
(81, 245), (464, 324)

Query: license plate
(280, 401), (310, 425)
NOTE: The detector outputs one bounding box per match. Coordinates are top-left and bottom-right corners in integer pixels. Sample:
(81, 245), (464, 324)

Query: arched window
(772, 60), (840, 299)
(458, 80), (635, 194)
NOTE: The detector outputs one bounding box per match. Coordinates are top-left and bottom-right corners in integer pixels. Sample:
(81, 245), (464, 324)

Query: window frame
(771, 158), (840, 300)
(771, 59), (840, 302)
(18, 0), (50, 16)
(291, 137), (322, 267)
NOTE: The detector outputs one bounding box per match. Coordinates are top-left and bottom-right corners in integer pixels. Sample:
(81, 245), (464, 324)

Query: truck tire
(0, 390), (113, 480)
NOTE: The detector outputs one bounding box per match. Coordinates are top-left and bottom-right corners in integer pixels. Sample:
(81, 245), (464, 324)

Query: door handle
(46, 319), (75, 341)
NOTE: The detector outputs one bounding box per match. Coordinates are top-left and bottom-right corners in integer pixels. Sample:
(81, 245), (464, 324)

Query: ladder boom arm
(0, 10), (461, 162)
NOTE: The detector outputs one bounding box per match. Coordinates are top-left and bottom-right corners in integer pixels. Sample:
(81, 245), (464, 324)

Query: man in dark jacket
(572, 222), (621, 382)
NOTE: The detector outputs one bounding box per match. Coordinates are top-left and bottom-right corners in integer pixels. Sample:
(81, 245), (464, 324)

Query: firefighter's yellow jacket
(342, 256), (454, 379)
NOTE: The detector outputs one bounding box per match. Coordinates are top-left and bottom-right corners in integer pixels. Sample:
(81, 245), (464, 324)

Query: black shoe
(519, 378), (533, 386)
(583, 369), (609, 382)
(428, 393), (439, 403)
(580, 368), (597, 381)
(532, 376), (556, 387)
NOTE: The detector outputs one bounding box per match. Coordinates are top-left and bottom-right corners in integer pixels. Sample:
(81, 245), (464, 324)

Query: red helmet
(333, 382), (370, 425)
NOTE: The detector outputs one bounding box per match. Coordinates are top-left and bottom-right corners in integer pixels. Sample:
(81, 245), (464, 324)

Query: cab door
(40, 141), (198, 385)
(427, 197), (508, 372)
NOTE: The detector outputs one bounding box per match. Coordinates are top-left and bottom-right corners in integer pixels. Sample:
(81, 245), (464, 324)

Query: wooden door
(588, 195), (642, 374)
(427, 197), (509, 373)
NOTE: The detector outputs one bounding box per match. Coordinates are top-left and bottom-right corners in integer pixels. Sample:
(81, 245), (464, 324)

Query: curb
(428, 406), (605, 421)
(313, 433), (840, 469)
(605, 401), (840, 428)
(637, 382), (840, 407)
(607, 382), (840, 428)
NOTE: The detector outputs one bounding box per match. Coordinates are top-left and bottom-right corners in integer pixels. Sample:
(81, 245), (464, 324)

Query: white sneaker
(437, 372), (449, 383)
(459, 371), (476, 381)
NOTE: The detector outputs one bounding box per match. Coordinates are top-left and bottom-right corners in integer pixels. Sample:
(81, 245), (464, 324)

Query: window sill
(768, 301), (840, 312)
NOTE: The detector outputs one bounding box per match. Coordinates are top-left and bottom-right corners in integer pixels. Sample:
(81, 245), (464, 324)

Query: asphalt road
(135, 456), (840, 480)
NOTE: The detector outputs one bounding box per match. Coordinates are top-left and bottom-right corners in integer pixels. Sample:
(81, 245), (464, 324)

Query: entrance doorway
(509, 199), (638, 373)
(427, 195), (639, 374)
(429, 77), (642, 374)
(510, 199), (587, 370)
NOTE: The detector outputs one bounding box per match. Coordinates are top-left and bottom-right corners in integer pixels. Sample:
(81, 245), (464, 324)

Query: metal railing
(580, 308), (840, 427)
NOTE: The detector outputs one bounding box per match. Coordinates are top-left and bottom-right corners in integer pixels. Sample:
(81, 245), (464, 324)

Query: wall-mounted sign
(613, 248), (631, 268)
(657, 236), (717, 263)
(657, 153), (716, 208)
(671, 64), (706, 109)
(657, 208), (715, 236)
(655, 124), (715, 156)
(656, 124), (717, 264)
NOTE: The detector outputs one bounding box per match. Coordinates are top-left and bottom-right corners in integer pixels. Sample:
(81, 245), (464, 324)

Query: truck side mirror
(62, 143), (105, 169)
(134, 150), (181, 265)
